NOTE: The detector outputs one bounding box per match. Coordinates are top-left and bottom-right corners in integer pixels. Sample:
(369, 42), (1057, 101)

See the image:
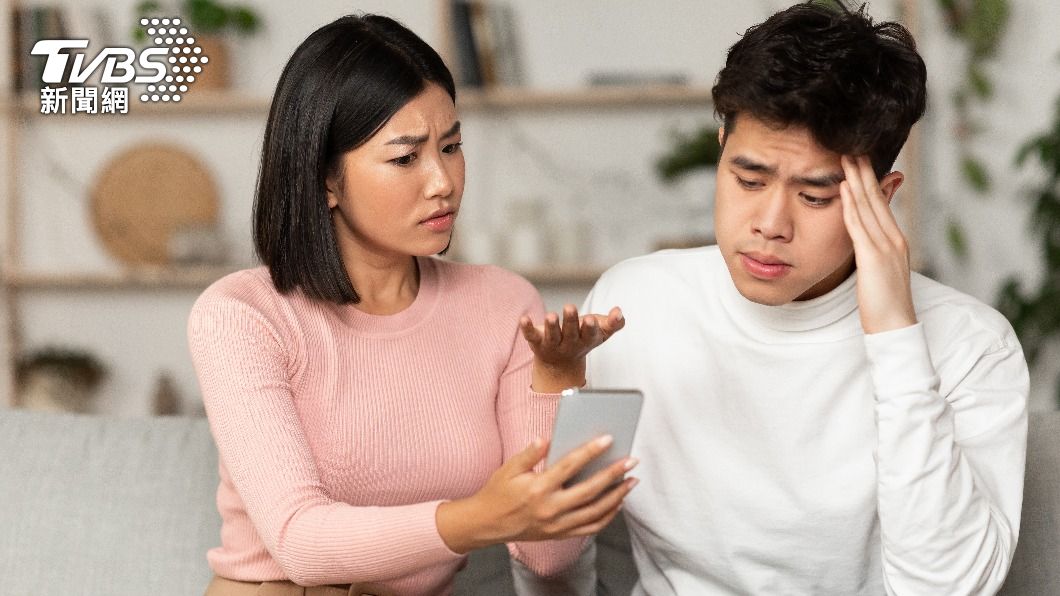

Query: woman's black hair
(712, 2), (927, 178)
(253, 14), (456, 304)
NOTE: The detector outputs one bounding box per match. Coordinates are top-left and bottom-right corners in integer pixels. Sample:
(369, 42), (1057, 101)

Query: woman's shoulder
(196, 266), (277, 307)
(190, 266), (303, 332)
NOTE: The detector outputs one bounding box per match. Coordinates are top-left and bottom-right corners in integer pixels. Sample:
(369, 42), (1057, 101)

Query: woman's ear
(325, 169), (341, 209)
(880, 171), (905, 205)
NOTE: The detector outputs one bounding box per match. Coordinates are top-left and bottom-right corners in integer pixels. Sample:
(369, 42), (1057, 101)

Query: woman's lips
(421, 212), (455, 232)
(740, 252), (791, 280)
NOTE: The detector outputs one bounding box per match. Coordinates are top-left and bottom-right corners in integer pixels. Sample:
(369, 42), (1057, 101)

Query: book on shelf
(587, 72), (690, 87)
(450, 0), (523, 89)
(11, 6), (68, 93)
(10, 6), (114, 93)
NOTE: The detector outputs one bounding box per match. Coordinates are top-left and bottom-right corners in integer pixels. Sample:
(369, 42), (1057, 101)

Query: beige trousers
(205, 575), (394, 596)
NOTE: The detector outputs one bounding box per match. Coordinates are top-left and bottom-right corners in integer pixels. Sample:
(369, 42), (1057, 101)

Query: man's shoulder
(910, 272), (1017, 350)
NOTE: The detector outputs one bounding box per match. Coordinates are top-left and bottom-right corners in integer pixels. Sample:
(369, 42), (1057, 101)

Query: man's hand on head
(839, 155), (918, 335)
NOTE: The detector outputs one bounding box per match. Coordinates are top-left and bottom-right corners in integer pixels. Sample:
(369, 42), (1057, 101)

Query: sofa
(0, 408), (1056, 595)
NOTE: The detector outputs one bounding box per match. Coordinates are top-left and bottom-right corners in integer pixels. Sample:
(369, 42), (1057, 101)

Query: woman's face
(326, 83), (464, 266)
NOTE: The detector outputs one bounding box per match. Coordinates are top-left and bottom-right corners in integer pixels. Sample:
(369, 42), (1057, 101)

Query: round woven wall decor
(90, 143), (219, 266)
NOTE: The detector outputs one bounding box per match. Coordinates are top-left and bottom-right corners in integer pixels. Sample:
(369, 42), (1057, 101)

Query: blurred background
(0, 0), (1057, 418)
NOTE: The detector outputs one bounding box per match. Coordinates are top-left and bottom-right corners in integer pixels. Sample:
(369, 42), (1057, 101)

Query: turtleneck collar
(717, 258), (863, 343)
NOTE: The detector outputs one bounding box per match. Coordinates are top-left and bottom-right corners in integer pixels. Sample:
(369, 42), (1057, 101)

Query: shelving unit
(0, 1), (923, 413)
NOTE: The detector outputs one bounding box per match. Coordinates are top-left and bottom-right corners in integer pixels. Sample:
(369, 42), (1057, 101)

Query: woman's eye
(442, 142), (463, 154)
(392, 153), (416, 166)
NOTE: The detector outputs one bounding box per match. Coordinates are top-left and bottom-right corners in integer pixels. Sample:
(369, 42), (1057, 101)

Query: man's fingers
(841, 157), (883, 237)
(840, 181), (873, 250)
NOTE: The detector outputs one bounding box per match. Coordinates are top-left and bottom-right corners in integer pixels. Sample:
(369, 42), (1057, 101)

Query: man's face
(714, 115), (865, 305)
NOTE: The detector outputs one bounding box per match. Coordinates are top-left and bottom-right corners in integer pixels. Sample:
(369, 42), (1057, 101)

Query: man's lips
(739, 251), (792, 280)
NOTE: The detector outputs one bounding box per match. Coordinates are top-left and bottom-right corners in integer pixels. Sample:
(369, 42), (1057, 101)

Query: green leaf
(656, 126), (722, 184)
(946, 218), (970, 261)
(184, 0), (229, 34)
(229, 6), (261, 34)
(968, 63), (993, 99)
(961, 155), (991, 192)
(967, 0), (1010, 58)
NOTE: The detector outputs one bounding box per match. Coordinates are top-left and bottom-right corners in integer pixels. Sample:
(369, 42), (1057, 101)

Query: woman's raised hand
(435, 435), (638, 554)
(520, 305), (625, 392)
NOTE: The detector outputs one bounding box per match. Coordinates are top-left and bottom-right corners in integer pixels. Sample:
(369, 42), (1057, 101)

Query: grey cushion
(1, 408), (1054, 595)
(1000, 409), (1060, 595)
(0, 409), (220, 595)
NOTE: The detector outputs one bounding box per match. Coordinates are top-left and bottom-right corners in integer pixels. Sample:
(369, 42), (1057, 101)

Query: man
(581, 2), (1028, 594)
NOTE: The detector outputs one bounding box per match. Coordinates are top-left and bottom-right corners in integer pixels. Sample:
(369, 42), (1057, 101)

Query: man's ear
(879, 171), (905, 205)
(718, 127), (725, 148)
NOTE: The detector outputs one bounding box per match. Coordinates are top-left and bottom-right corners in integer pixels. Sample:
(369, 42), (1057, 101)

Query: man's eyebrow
(730, 154), (843, 188)
(384, 121), (461, 146)
(729, 155), (776, 176)
(792, 171), (844, 188)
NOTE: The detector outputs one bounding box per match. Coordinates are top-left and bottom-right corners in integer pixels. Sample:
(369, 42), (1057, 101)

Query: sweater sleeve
(488, 272), (591, 579)
(188, 286), (463, 586)
(866, 322), (1028, 595)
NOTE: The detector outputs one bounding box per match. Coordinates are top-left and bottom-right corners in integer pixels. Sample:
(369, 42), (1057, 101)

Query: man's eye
(442, 142), (463, 154)
(392, 153), (416, 166)
(802, 194), (835, 207)
(736, 176), (762, 189)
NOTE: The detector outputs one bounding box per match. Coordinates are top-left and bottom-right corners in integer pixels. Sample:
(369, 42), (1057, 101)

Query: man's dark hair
(712, 2), (927, 178)
(253, 14), (456, 304)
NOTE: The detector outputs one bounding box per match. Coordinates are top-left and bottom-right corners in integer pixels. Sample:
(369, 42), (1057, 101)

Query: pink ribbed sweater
(187, 257), (584, 594)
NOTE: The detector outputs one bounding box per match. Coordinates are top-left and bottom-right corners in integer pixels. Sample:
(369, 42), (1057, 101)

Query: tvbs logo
(31, 40), (168, 85)
(33, 17), (206, 113)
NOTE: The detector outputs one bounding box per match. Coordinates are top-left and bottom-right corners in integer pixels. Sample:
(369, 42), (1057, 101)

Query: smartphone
(545, 388), (644, 487)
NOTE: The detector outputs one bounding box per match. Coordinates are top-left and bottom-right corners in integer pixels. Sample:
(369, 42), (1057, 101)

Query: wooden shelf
(3, 266), (237, 290)
(2, 263), (603, 290)
(517, 265), (604, 285)
(457, 85), (713, 110)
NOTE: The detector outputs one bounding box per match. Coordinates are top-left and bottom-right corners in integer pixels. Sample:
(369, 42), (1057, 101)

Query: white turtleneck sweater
(582, 246), (1028, 595)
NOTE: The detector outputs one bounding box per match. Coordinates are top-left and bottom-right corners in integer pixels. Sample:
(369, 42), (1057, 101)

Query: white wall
(6, 0), (1057, 414)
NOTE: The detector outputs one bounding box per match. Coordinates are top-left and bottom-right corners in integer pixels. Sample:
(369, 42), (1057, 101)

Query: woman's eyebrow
(385, 121), (461, 146)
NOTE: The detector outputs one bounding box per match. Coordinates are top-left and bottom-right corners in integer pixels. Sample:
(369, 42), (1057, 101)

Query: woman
(188, 14), (633, 596)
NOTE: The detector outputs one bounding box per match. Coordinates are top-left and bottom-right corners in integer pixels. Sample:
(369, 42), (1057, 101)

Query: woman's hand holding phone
(435, 435), (638, 554)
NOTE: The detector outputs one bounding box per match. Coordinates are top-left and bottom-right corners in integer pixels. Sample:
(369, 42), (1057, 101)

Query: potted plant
(653, 124), (722, 249)
(15, 347), (107, 413)
(134, 0), (263, 90)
